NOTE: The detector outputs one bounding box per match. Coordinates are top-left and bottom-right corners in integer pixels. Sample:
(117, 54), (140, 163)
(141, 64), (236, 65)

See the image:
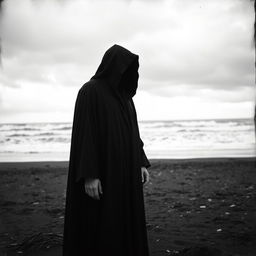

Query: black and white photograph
(0, 0), (255, 255)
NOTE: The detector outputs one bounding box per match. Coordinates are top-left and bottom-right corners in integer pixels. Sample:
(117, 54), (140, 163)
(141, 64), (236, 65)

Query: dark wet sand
(0, 158), (255, 256)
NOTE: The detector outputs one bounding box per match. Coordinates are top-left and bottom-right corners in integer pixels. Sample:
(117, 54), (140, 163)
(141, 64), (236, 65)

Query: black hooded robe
(63, 44), (151, 256)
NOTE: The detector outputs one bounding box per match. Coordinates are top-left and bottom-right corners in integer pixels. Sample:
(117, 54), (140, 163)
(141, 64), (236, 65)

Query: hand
(84, 178), (103, 200)
(141, 167), (149, 185)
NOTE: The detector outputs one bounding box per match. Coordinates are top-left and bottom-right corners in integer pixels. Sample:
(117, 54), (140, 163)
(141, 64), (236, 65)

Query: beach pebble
(157, 171), (162, 176)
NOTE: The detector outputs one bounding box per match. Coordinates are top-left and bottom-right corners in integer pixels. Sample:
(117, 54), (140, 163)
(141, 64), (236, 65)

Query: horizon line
(0, 117), (254, 125)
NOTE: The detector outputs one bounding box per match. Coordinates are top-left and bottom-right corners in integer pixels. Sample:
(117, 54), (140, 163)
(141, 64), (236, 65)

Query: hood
(91, 44), (139, 98)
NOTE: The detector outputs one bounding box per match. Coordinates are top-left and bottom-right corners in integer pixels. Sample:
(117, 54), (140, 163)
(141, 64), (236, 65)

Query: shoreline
(0, 156), (255, 169)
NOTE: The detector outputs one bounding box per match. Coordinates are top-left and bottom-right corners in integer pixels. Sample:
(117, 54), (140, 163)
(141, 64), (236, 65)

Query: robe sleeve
(70, 85), (100, 183)
(129, 99), (151, 169)
(139, 137), (151, 169)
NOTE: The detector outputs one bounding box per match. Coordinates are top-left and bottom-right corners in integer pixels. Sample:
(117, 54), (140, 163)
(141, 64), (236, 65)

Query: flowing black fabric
(63, 44), (151, 256)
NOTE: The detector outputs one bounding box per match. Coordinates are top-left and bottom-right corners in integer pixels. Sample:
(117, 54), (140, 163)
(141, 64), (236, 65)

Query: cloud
(0, 0), (254, 121)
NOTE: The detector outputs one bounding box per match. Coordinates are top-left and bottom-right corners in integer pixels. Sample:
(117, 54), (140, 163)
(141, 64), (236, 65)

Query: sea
(0, 118), (255, 162)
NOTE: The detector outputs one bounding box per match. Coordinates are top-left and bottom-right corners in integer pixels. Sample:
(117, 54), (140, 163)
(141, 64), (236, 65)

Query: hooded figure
(63, 44), (151, 256)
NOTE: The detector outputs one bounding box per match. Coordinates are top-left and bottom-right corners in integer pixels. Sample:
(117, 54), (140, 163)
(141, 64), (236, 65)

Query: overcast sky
(0, 0), (254, 123)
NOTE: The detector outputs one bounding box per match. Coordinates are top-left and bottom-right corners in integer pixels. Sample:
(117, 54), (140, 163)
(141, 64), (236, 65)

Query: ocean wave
(141, 122), (169, 129)
(0, 123), (26, 127)
(0, 119), (254, 162)
(5, 132), (58, 137)
(0, 128), (41, 132)
(52, 126), (72, 131)
(177, 129), (203, 133)
(34, 132), (58, 136)
(38, 137), (70, 143)
(7, 133), (30, 137)
(1, 150), (17, 153)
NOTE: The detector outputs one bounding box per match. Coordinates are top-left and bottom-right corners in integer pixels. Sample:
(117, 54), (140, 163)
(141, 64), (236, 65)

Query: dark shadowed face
(119, 59), (139, 98)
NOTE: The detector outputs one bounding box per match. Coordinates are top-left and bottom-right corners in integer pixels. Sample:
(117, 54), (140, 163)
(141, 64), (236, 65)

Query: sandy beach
(0, 158), (255, 256)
